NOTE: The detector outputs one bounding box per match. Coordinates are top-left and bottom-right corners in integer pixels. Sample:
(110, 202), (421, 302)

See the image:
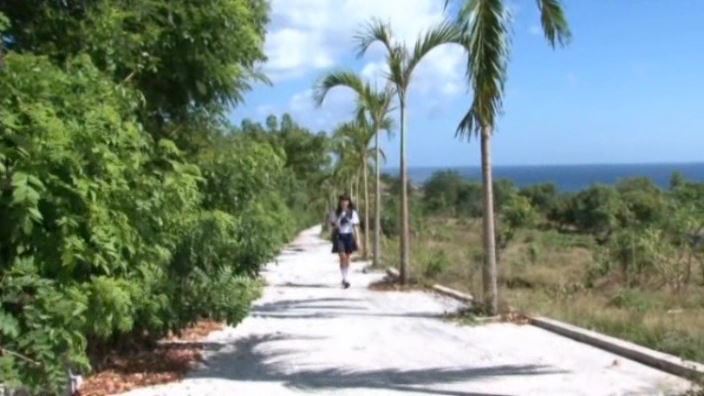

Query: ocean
(391, 163), (704, 192)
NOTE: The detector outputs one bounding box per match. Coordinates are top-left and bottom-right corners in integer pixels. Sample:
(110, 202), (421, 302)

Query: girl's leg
(342, 253), (351, 283)
(339, 253), (347, 283)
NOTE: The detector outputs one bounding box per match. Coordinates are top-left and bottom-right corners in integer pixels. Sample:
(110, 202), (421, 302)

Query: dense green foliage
(234, 114), (334, 228)
(419, 170), (704, 289)
(0, 0), (268, 131)
(0, 3), (334, 393)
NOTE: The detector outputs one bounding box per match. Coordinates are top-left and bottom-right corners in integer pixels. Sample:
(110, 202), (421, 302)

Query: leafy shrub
(0, 53), (315, 393)
(422, 250), (450, 278)
(422, 170), (464, 214)
(616, 178), (667, 226)
(381, 185), (425, 238)
(519, 183), (558, 214)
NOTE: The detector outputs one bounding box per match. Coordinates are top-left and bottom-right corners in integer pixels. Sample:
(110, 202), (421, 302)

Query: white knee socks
(341, 266), (349, 281)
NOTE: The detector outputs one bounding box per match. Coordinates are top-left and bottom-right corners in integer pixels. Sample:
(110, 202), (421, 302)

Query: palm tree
(333, 118), (389, 260)
(315, 72), (395, 267)
(450, 0), (571, 314)
(356, 20), (461, 284)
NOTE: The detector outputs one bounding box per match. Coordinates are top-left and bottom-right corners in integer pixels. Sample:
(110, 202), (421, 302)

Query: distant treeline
(381, 170), (704, 289)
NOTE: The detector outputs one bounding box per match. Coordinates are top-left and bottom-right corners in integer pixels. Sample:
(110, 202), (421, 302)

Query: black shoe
(343, 280), (351, 289)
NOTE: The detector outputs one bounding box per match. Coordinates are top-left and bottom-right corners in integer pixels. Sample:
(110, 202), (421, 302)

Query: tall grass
(383, 216), (704, 363)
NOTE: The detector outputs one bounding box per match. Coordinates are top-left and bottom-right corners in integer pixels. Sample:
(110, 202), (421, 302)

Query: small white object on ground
(122, 226), (696, 396)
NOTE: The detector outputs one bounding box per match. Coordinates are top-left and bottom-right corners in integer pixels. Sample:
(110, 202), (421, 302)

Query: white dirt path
(123, 226), (695, 396)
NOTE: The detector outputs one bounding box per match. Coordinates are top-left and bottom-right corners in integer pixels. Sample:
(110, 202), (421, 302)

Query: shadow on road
(251, 297), (452, 320)
(190, 333), (566, 396)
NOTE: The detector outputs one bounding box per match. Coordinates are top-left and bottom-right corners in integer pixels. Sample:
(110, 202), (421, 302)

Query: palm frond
(456, 0), (509, 136)
(354, 102), (369, 126)
(355, 18), (396, 58)
(314, 71), (367, 107)
(537, 0), (572, 48)
(377, 147), (387, 163)
(406, 21), (464, 79)
(378, 115), (395, 135)
(387, 45), (409, 91)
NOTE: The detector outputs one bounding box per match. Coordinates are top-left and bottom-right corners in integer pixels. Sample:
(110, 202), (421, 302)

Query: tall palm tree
(356, 20), (462, 284)
(333, 118), (389, 259)
(450, 0), (571, 314)
(315, 72), (395, 266)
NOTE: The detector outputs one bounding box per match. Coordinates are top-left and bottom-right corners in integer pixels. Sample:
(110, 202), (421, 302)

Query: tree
(450, 0), (571, 314)
(616, 178), (667, 227)
(332, 119), (386, 258)
(356, 20), (462, 284)
(315, 72), (394, 266)
(0, 0), (269, 140)
(519, 183), (559, 215)
(422, 170), (466, 214)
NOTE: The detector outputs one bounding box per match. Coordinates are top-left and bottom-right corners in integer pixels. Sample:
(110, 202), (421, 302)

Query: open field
(381, 216), (704, 363)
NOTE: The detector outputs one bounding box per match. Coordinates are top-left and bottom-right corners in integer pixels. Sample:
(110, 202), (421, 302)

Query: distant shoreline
(384, 162), (704, 192)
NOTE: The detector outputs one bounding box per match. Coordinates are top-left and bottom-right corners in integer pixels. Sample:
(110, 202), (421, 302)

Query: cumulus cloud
(258, 0), (469, 131)
(285, 88), (358, 131)
(264, 0), (465, 88)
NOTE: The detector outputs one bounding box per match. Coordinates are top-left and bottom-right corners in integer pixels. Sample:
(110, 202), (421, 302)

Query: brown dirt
(80, 321), (224, 396)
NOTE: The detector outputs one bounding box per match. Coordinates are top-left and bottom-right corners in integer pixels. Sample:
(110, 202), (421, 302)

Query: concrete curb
(384, 267), (474, 303)
(431, 284), (474, 303)
(385, 267), (399, 279)
(530, 316), (704, 380)
(383, 267), (704, 381)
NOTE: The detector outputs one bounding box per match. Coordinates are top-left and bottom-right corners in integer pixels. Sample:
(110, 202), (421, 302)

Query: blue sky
(230, 0), (704, 167)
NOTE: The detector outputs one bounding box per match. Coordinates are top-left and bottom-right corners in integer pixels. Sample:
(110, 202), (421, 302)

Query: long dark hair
(335, 194), (355, 216)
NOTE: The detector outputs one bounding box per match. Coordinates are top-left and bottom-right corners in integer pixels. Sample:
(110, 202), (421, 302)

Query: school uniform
(330, 209), (359, 254)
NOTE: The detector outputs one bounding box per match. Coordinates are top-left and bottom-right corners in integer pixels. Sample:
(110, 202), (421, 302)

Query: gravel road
(123, 226), (695, 396)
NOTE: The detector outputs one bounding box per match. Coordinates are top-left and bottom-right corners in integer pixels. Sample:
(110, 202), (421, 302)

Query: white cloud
(264, 0), (462, 83)
(285, 88), (357, 131)
(411, 44), (466, 97)
(264, 28), (334, 81)
(261, 0), (470, 130)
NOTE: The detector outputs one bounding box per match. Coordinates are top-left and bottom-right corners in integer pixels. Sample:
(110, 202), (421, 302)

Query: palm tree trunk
(355, 171), (361, 207)
(399, 96), (410, 285)
(480, 125), (498, 315)
(374, 130), (382, 268)
(352, 175), (357, 205)
(363, 153), (370, 260)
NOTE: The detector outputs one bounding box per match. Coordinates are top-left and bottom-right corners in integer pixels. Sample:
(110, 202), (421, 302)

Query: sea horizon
(384, 162), (704, 192)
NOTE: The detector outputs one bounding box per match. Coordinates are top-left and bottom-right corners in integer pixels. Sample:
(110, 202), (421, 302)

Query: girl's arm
(352, 210), (361, 239)
(351, 210), (360, 226)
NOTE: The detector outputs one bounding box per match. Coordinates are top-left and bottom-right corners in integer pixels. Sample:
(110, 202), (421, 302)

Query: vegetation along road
(123, 227), (694, 396)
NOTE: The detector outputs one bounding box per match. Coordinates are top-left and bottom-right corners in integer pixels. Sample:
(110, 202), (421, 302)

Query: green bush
(381, 181), (425, 238)
(0, 2), (336, 392)
(422, 250), (450, 278)
(423, 171), (457, 211)
(519, 183), (558, 214)
(0, 53), (324, 393)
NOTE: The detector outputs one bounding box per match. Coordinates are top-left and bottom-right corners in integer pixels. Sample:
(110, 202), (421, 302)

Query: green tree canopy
(0, 0), (269, 136)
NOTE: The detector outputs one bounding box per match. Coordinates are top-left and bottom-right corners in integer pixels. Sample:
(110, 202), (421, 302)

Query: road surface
(124, 226), (695, 396)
